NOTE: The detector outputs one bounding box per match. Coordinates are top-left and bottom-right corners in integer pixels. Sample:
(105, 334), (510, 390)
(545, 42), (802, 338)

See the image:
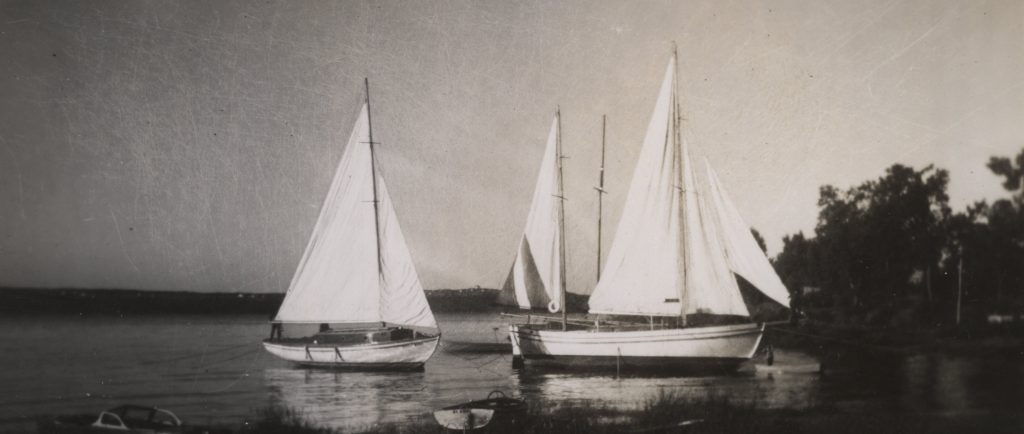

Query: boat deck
(268, 326), (434, 347)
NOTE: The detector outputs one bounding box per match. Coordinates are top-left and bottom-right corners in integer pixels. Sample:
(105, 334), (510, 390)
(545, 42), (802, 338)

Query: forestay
(499, 118), (563, 311)
(274, 105), (437, 329)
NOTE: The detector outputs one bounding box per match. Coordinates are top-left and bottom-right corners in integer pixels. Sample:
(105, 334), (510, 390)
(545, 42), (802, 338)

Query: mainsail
(274, 104), (437, 329)
(588, 60), (686, 316)
(499, 117), (563, 311)
(588, 54), (787, 318)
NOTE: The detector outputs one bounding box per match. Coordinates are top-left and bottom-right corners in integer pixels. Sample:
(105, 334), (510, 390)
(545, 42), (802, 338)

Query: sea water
(0, 313), (1020, 432)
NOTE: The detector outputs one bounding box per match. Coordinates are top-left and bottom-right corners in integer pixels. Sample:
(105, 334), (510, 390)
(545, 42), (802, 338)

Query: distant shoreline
(0, 287), (506, 316)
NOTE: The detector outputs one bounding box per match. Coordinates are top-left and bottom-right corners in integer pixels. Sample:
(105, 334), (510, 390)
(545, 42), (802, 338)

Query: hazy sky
(1, 0), (1021, 294)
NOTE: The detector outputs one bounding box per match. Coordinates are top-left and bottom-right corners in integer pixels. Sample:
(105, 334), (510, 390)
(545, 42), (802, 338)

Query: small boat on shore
(38, 405), (193, 434)
(262, 79), (440, 370)
(433, 391), (528, 432)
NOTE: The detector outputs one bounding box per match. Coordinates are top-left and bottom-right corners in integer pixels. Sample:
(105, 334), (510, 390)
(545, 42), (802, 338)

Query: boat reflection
(264, 368), (435, 429)
(513, 348), (822, 411)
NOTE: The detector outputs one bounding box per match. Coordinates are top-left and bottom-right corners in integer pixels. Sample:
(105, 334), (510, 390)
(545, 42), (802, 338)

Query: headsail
(702, 159), (791, 308)
(499, 118), (563, 311)
(681, 143), (748, 316)
(274, 104), (437, 329)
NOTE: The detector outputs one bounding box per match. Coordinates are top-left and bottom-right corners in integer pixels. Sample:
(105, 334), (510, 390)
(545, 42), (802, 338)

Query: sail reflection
(264, 368), (433, 429)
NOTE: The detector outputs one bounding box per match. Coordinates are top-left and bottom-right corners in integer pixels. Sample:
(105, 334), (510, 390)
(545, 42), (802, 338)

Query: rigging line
(189, 347), (263, 370)
(203, 348), (266, 394)
(139, 341), (260, 366)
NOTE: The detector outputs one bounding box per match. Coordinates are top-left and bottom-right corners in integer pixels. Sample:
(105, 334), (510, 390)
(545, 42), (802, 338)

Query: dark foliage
(776, 148), (1024, 326)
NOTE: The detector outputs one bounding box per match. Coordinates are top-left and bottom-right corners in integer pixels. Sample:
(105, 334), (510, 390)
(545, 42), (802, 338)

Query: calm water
(0, 314), (1021, 432)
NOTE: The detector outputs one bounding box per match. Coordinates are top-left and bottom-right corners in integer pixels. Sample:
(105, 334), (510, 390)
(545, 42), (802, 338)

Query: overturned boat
(263, 79), (439, 370)
(433, 391), (528, 432)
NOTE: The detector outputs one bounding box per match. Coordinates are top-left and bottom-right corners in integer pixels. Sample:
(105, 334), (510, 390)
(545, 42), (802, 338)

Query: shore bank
(237, 393), (1022, 434)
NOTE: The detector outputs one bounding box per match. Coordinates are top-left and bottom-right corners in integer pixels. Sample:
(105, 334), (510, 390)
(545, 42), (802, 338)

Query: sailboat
(497, 111), (567, 319)
(509, 51), (790, 371)
(263, 79), (440, 370)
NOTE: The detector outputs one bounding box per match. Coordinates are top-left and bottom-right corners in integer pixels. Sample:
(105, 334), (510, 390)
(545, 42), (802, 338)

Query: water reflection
(902, 354), (1024, 415)
(514, 349), (822, 411)
(1, 315), (1020, 433)
(264, 368), (435, 428)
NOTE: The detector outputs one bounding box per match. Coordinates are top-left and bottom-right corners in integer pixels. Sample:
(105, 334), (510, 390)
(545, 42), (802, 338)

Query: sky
(1, 0), (1021, 294)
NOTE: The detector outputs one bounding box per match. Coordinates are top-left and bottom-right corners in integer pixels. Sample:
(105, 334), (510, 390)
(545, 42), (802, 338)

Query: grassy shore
(238, 392), (1022, 434)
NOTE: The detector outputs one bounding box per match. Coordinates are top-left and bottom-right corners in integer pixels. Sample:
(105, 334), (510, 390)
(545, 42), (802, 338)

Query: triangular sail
(588, 56), (751, 318)
(274, 104), (437, 329)
(588, 61), (683, 316)
(681, 144), (749, 316)
(377, 179), (438, 328)
(702, 159), (791, 308)
(499, 118), (563, 311)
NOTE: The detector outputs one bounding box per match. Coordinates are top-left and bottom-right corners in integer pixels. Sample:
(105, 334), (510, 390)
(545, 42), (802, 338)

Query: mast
(365, 78), (385, 311)
(672, 43), (689, 327)
(557, 107), (568, 331)
(596, 115), (607, 281)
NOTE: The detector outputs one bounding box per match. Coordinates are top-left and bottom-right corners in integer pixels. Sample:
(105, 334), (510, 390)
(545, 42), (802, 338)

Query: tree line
(772, 148), (1024, 327)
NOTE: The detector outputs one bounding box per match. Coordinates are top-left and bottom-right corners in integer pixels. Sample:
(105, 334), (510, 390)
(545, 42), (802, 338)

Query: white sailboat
(263, 79), (440, 370)
(497, 112), (567, 317)
(509, 52), (790, 371)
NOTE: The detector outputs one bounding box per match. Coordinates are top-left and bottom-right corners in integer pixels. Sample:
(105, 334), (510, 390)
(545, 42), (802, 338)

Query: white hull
(263, 336), (439, 370)
(510, 323), (764, 370)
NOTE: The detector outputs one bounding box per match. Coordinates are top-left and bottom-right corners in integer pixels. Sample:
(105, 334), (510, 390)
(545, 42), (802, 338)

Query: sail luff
(365, 78), (385, 321)
(672, 47), (689, 322)
(557, 108), (568, 329)
(596, 115), (606, 282)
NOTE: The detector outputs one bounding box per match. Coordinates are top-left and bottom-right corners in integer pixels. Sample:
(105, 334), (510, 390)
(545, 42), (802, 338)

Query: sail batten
(499, 118), (563, 311)
(274, 104), (437, 329)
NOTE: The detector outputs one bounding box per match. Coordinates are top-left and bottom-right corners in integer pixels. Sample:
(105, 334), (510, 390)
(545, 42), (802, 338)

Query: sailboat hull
(262, 335), (439, 370)
(510, 323), (763, 371)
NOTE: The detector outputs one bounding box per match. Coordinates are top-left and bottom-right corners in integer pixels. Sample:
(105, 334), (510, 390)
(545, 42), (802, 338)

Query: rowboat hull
(433, 392), (528, 432)
(510, 323), (764, 372)
(262, 335), (439, 370)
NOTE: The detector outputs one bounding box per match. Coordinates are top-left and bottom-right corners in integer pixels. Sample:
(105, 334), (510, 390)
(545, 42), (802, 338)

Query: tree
(776, 164), (951, 324)
(987, 150), (1024, 198)
(751, 228), (768, 254)
(947, 148), (1024, 312)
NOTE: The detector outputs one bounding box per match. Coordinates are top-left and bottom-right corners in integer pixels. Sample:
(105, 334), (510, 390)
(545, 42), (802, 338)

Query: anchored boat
(263, 79), (440, 370)
(509, 49), (790, 372)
